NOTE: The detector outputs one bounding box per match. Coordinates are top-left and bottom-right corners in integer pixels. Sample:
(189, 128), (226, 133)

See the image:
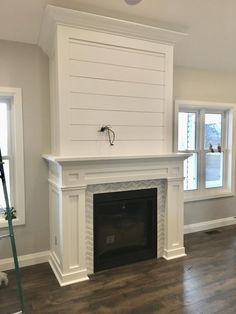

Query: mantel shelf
(43, 153), (191, 164)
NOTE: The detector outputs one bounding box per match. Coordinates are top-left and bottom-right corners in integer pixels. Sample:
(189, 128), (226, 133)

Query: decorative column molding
(163, 177), (186, 260)
(49, 183), (89, 286)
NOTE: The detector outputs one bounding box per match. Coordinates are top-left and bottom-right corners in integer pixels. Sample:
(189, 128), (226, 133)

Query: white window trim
(0, 87), (25, 228)
(175, 99), (235, 203)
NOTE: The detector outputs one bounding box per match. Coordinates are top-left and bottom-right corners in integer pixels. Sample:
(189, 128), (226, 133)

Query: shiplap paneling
(49, 25), (174, 156)
(66, 38), (168, 156)
(69, 41), (165, 71)
(65, 140), (164, 156)
(69, 77), (164, 99)
(70, 93), (164, 113)
(69, 109), (163, 127)
(69, 125), (164, 141)
(69, 60), (165, 85)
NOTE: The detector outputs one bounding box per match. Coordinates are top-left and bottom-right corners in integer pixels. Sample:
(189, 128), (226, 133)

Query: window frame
(0, 87), (25, 228)
(175, 100), (235, 202)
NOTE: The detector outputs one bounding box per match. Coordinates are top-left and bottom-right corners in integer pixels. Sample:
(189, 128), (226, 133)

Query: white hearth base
(49, 252), (89, 287)
(163, 248), (186, 260)
(44, 154), (189, 286)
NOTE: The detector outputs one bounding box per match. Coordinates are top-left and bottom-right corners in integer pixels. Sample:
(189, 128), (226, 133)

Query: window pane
(205, 152), (223, 188)
(0, 200), (4, 219)
(204, 113), (222, 150)
(0, 160), (11, 218)
(178, 112), (196, 151)
(184, 153), (198, 190)
(0, 102), (8, 156)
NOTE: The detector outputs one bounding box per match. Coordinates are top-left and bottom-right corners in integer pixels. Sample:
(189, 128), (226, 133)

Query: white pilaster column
(49, 184), (89, 286)
(163, 177), (186, 260)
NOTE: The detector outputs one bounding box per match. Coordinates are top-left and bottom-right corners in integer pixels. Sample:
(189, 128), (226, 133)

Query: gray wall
(0, 40), (50, 258)
(174, 66), (236, 225)
(1, 41), (236, 260)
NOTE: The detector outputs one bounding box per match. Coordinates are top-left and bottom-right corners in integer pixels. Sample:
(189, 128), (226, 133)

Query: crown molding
(38, 5), (187, 56)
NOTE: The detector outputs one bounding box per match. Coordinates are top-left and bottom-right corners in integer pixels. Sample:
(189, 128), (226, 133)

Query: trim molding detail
(184, 217), (236, 234)
(0, 251), (50, 271)
(39, 5), (187, 56)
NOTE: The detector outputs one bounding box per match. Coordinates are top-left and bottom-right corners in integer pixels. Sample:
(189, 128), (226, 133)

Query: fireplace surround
(43, 154), (190, 286)
(86, 179), (166, 274)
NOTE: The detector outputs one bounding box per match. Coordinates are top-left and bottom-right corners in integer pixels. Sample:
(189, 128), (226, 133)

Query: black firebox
(94, 188), (157, 272)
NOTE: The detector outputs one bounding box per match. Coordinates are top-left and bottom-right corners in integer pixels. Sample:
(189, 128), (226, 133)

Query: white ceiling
(1, 0), (236, 72)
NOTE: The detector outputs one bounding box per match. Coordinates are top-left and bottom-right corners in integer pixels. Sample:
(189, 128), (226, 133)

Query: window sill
(0, 217), (25, 229)
(184, 190), (234, 203)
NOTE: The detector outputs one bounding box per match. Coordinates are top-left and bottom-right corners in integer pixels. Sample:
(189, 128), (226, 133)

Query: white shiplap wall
(51, 25), (173, 156)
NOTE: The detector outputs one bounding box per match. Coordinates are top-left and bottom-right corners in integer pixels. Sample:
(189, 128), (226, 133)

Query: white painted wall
(174, 66), (236, 225)
(0, 40), (50, 258)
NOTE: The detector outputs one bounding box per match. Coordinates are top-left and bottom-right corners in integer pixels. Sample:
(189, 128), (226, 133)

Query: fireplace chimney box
(39, 5), (186, 157)
(40, 5), (189, 287)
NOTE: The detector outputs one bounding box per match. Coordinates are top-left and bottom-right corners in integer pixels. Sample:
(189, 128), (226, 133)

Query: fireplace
(41, 5), (188, 286)
(94, 188), (157, 271)
(44, 154), (188, 286)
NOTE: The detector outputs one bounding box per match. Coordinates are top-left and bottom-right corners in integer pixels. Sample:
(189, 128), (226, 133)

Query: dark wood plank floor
(1, 225), (236, 314)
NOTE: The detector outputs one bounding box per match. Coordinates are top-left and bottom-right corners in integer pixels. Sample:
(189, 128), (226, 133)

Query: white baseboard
(0, 250), (50, 271)
(184, 216), (236, 234)
(163, 247), (186, 260)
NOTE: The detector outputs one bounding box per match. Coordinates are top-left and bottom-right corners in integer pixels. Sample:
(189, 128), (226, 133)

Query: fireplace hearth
(94, 188), (157, 271)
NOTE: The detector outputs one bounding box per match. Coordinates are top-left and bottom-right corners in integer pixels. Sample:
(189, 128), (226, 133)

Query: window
(175, 100), (235, 202)
(0, 101), (12, 219)
(0, 88), (25, 227)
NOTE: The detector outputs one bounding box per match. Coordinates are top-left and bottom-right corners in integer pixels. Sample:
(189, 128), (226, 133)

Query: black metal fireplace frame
(93, 188), (157, 272)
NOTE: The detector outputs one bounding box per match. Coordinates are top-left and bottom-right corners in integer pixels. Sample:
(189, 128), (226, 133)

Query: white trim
(163, 248), (186, 260)
(0, 87), (25, 228)
(164, 45), (174, 152)
(0, 218), (25, 229)
(49, 252), (89, 287)
(0, 251), (50, 271)
(184, 190), (234, 202)
(184, 216), (236, 234)
(45, 154), (189, 286)
(38, 5), (187, 56)
(175, 99), (235, 201)
(175, 99), (236, 110)
(42, 153), (191, 163)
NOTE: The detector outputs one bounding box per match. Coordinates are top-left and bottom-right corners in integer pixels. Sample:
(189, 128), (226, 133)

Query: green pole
(0, 148), (26, 313)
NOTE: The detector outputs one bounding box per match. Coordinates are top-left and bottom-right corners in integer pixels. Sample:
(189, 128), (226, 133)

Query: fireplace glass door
(94, 188), (157, 272)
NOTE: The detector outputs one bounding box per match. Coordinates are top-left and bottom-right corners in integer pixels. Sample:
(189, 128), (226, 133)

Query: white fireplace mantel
(43, 153), (190, 186)
(43, 153), (190, 286)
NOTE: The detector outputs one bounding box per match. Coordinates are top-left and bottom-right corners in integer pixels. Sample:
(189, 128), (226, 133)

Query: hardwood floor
(1, 225), (236, 313)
